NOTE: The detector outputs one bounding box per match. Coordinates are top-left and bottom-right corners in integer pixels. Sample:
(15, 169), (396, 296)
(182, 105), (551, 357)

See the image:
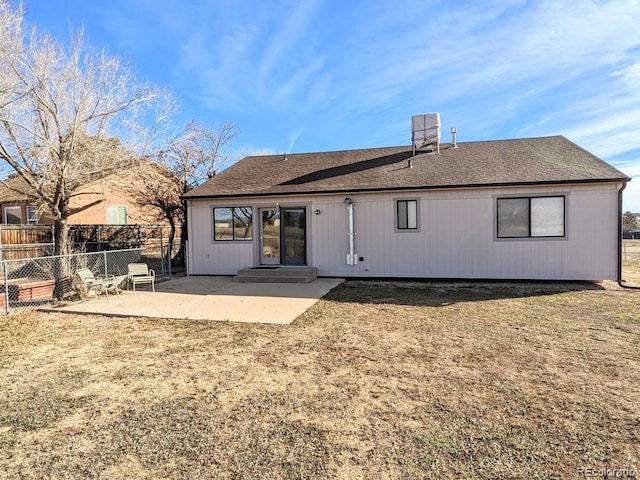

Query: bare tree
(134, 121), (240, 263)
(623, 211), (638, 235)
(163, 121), (239, 189)
(0, 0), (171, 255)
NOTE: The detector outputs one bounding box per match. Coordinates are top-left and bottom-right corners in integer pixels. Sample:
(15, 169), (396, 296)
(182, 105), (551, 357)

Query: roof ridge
(245, 145), (409, 159)
(244, 135), (569, 159)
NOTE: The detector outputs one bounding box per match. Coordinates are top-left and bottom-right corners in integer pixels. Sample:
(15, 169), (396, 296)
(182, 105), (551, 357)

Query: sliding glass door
(281, 208), (306, 265)
(259, 207), (306, 265)
(260, 209), (280, 265)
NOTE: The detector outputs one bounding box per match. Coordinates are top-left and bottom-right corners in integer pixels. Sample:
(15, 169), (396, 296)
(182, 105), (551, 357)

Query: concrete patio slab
(45, 276), (344, 324)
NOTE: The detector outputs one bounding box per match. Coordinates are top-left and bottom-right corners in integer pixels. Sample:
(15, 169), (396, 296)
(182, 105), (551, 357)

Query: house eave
(182, 177), (629, 201)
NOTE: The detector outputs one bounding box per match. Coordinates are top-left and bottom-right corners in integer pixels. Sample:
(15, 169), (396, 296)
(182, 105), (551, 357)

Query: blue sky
(20, 0), (640, 210)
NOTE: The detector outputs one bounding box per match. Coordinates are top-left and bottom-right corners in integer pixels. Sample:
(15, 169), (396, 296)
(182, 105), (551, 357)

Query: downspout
(185, 199), (191, 276)
(618, 181), (640, 289)
(348, 203), (355, 264)
(344, 197), (357, 265)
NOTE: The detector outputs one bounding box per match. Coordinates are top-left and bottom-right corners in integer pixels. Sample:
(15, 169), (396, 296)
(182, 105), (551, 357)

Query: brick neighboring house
(0, 162), (172, 226)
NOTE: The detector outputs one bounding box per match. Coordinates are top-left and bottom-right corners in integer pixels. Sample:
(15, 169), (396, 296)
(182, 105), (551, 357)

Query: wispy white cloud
(286, 128), (305, 152)
(82, 0), (640, 207)
(271, 56), (328, 109)
(258, 0), (322, 79)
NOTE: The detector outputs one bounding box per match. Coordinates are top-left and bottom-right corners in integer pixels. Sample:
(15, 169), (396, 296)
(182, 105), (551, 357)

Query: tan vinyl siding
(187, 182), (621, 280)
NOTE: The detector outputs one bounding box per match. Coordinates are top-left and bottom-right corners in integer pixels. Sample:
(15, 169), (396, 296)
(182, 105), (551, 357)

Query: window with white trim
(27, 205), (38, 224)
(213, 207), (253, 241)
(497, 196), (565, 238)
(396, 199), (418, 230)
(106, 205), (128, 225)
(4, 206), (22, 224)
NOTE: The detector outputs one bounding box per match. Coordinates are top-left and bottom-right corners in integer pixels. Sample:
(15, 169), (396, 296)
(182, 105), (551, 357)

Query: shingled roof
(0, 176), (34, 202)
(184, 136), (629, 199)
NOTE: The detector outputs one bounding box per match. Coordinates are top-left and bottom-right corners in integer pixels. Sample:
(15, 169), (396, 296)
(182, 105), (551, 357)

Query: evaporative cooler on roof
(412, 113), (441, 155)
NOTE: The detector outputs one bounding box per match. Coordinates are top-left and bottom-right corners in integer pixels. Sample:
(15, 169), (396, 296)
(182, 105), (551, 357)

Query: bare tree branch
(0, 0), (173, 254)
(128, 121), (240, 264)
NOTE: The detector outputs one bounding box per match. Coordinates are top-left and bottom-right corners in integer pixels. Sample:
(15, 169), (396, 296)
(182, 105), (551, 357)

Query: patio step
(233, 267), (318, 284)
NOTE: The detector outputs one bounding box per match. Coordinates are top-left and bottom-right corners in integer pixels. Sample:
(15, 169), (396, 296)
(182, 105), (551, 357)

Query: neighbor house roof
(184, 136), (630, 199)
(0, 176), (34, 203)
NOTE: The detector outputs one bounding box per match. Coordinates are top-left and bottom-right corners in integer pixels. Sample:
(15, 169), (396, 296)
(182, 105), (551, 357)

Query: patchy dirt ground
(0, 277), (639, 478)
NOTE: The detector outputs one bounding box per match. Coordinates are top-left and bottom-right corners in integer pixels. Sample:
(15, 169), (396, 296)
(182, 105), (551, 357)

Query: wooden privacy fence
(0, 225), (54, 260)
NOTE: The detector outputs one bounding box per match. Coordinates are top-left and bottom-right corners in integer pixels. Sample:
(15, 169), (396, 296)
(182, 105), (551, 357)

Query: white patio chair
(127, 263), (155, 293)
(75, 267), (120, 301)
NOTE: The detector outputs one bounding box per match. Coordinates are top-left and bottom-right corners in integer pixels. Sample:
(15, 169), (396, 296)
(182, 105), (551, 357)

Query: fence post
(0, 224), (3, 262)
(185, 240), (189, 277)
(168, 243), (172, 278)
(3, 259), (9, 314)
(159, 227), (165, 277)
(103, 250), (108, 275)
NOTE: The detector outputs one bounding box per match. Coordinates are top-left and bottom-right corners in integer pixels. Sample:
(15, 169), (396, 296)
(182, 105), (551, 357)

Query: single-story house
(183, 135), (630, 281)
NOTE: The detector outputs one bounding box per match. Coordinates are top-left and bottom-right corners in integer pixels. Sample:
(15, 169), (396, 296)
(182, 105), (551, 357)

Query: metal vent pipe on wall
(344, 197), (357, 265)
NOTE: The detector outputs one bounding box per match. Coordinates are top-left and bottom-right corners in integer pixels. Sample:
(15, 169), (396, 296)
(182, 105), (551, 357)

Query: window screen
(531, 197), (564, 236)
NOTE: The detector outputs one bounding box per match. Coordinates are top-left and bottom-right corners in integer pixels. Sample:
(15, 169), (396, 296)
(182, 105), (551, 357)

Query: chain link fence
(142, 243), (186, 278)
(1, 248), (144, 313)
(0, 226), (185, 272)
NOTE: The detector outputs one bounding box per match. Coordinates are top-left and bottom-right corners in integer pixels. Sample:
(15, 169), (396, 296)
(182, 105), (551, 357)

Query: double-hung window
(396, 199), (418, 231)
(27, 206), (38, 224)
(213, 207), (253, 241)
(497, 196), (565, 238)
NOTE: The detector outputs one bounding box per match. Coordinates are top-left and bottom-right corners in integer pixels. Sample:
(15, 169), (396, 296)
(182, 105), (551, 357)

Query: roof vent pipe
(451, 127), (458, 148)
(408, 159), (413, 169)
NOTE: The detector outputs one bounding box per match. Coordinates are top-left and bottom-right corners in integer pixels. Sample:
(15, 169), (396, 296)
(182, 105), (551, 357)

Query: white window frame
(27, 205), (38, 225)
(4, 205), (23, 224)
(106, 205), (128, 225)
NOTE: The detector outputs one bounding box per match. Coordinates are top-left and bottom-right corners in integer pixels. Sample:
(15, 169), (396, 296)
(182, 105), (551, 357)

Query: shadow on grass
(323, 279), (605, 307)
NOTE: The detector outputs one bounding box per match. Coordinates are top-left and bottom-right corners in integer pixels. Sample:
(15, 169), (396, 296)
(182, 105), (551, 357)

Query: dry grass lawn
(1, 259), (639, 478)
(623, 240), (640, 285)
